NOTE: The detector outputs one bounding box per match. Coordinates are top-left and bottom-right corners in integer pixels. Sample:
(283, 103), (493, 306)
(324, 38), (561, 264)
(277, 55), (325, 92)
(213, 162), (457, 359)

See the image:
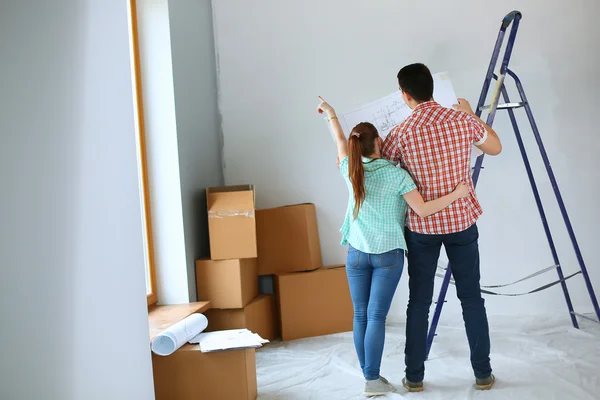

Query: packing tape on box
(208, 210), (255, 218)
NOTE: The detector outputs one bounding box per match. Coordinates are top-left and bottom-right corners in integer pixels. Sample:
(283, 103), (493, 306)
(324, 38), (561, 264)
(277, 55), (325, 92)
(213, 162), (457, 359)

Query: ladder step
(479, 102), (525, 110)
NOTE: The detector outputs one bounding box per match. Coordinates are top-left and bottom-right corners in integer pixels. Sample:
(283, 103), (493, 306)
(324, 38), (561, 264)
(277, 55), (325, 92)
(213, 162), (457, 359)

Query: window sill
(148, 301), (211, 342)
(147, 293), (157, 307)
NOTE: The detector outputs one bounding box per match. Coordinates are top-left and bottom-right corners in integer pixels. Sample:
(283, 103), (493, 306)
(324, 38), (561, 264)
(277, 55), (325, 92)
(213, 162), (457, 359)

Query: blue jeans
(346, 245), (404, 381)
(404, 224), (492, 382)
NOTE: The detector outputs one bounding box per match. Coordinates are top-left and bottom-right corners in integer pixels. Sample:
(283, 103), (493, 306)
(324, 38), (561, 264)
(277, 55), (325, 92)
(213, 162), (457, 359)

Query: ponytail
(348, 135), (366, 220)
(347, 122), (380, 220)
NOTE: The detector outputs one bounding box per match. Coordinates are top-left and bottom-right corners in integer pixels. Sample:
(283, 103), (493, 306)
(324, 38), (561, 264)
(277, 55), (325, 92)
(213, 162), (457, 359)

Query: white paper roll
(151, 313), (208, 356)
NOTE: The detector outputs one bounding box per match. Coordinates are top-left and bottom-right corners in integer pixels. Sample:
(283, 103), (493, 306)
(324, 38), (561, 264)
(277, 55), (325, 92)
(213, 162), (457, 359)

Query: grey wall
(0, 1), (154, 398)
(169, 0), (224, 300)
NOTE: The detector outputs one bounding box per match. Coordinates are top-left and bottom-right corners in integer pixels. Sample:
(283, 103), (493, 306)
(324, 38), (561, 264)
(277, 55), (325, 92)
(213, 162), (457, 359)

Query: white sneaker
(364, 377), (396, 397)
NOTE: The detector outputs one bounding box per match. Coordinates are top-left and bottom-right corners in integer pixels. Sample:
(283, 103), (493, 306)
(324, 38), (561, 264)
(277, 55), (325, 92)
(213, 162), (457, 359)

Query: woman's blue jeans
(346, 245), (404, 381)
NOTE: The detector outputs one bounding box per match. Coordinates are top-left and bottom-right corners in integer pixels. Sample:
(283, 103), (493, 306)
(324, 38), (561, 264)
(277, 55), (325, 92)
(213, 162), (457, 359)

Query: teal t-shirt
(339, 156), (416, 254)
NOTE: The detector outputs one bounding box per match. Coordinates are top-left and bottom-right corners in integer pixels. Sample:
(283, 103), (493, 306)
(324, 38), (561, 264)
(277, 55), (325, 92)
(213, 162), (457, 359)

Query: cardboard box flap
(207, 185), (255, 214)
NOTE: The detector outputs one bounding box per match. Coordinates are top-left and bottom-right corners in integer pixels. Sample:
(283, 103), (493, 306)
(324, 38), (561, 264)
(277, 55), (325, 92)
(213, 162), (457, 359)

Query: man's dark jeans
(404, 224), (492, 382)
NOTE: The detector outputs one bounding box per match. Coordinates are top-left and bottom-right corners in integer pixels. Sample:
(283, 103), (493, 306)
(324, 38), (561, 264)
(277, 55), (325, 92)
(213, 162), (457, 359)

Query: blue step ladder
(426, 10), (600, 358)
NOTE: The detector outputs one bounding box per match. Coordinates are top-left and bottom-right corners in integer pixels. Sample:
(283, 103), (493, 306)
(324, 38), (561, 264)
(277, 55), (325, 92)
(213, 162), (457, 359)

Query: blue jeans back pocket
(371, 249), (401, 269)
(346, 245), (360, 268)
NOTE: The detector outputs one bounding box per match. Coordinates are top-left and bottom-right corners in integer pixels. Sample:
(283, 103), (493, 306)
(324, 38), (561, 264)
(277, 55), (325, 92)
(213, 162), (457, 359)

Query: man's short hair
(397, 63), (434, 103)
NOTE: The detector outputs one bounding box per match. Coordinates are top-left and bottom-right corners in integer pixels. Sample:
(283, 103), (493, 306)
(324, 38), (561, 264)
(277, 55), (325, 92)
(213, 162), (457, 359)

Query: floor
(256, 315), (600, 399)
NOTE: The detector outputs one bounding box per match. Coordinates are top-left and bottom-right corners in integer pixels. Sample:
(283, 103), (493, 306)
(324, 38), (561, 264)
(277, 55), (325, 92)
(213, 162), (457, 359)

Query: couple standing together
(317, 63), (502, 396)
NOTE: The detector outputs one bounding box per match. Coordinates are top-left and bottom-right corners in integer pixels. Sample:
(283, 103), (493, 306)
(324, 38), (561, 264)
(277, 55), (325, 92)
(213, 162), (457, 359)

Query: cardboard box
(152, 345), (257, 400)
(275, 265), (353, 341)
(207, 185), (257, 260)
(256, 203), (322, 275)
(196, 258), (258, 309)
(205, 294), (279, 341)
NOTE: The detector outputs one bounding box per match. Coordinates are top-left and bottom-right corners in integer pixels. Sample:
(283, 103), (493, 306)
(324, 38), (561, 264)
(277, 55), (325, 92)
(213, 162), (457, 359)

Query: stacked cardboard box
(274, 265), (353, 341)
(150, 303), (256, 400)
(198, 185), (279, 342)
(154, 185), (262, 400)
(203, 294), (279, 342)
(206, 185), (258, 261)
(153, 187), (353, 399)
(256, 203), (322, 274)
(153, 346), (257, 400)
(200, 190), (352, 342)
(256, 204), (353, 341)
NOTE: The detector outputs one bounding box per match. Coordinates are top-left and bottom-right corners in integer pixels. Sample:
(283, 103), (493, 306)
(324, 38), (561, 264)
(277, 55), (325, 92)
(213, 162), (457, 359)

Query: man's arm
(403, 182), (471, 218)
(454, 98), (502, 156)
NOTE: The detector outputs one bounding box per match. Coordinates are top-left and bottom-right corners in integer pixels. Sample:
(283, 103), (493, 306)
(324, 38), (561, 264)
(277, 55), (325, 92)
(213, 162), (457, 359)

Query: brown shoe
(402, 377), (424, 392)
(475, 374), (496, 390)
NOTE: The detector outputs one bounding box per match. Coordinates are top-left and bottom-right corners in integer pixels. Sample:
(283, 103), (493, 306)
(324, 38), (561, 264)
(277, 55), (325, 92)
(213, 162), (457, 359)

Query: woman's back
(339, 156), (416, 254)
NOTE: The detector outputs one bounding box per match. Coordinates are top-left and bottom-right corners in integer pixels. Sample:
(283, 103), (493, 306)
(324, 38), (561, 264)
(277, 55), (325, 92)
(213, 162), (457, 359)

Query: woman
(317, 97), (469, 396)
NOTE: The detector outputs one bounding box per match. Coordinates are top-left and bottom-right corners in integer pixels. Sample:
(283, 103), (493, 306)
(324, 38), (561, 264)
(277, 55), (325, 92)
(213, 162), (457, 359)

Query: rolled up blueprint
(151, 313), (208, 356)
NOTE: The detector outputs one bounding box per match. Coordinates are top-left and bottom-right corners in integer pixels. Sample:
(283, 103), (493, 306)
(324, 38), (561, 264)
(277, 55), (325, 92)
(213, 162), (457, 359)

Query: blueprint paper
(337, 72), (458, 138)
(151, 313), (208, 356)
(190, 328), (269, 352)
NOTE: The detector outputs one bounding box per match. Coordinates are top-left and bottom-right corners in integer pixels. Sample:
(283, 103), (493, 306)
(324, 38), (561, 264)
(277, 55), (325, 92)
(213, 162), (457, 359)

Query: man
(381, 63), (502, 392)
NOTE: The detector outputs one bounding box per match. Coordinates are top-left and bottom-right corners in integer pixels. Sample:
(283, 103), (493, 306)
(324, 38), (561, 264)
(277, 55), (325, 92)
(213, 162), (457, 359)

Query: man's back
(382, 101), (487, 235)
(392, 63), (496, 390)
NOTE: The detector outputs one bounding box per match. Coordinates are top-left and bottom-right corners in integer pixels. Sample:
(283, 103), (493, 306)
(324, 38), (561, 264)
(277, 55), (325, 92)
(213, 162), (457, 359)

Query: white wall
(137, 0), (190, 304)
(212, 0), (600, 322)
(0, 1), (154, 399)
(169, 0), (224, 301)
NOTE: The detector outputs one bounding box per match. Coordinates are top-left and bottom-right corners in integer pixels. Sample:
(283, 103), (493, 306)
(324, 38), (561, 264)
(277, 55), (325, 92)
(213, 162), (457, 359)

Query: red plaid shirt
(382, 101), (488, 235)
